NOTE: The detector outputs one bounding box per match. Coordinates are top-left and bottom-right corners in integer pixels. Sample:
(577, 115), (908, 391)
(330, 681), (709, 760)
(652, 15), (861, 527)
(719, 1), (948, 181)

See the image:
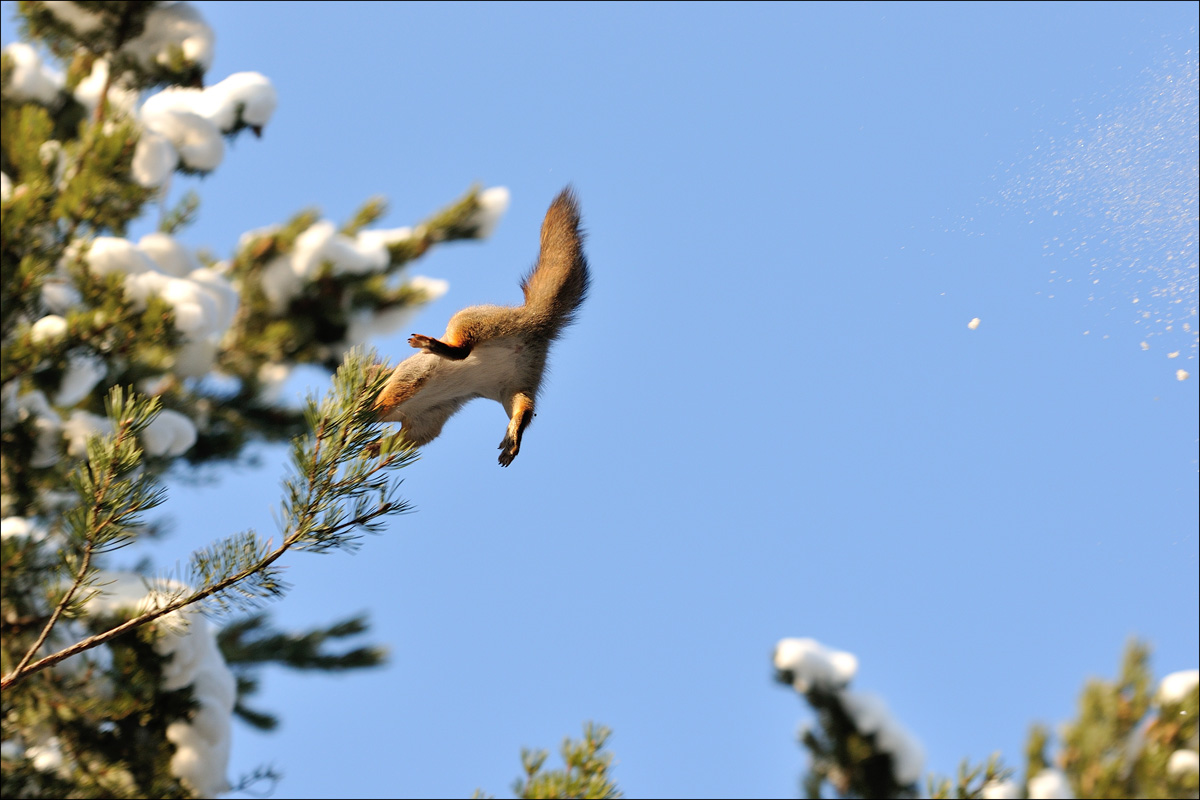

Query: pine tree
(773, 638), (1199, 799)
(1, 2), (511, 795)
(476, 723), (623, 800)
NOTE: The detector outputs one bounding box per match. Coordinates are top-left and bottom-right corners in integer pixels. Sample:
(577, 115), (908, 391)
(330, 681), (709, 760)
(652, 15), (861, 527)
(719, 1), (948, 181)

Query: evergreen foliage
(476, 723), (622, 800)
(3, 4), (1192, 800)
(793, 682), (921, 799)
(1, 2), (507, 795)
(777, 639), (1199, 799)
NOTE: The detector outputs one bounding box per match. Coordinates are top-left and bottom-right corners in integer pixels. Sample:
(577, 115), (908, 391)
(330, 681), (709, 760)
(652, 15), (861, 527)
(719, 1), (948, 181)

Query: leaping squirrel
(376, 187), (590, 466)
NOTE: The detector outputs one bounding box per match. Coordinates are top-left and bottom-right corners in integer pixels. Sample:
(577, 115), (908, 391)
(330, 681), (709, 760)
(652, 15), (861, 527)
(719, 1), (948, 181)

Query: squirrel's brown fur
(376, 187), (590, 466)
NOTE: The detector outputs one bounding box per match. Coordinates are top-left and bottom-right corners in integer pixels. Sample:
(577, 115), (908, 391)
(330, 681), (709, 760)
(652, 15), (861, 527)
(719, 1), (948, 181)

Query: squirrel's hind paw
(497, 435), (519, 467)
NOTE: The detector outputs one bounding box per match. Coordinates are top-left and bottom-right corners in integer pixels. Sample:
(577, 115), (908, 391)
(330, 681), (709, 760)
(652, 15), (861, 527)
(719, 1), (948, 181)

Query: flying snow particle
(1177, 369), (1190, 381)
(968, 317), (981, 330)
(1000, 44), (1199, 356)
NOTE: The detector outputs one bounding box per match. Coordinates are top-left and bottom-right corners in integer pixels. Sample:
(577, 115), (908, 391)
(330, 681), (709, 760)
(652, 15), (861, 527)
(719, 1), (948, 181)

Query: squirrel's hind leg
(498, 392), (535, 467)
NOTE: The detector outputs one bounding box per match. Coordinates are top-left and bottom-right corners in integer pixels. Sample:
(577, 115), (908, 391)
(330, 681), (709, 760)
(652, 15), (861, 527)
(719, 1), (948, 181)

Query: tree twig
(0, 497), (398, 691)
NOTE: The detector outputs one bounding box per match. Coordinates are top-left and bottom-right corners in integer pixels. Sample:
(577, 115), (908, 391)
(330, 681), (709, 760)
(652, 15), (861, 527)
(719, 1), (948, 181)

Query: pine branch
(507, 723), (622, 800)
(800, 685), (917, 799)
(926, 754), (1011, 799)
(3, 386), (163, 688)
(228, 764), (282, 797)
(0, 478), (398, 690)
(219, 611), (386, 671)
(158, 190), (200, 234)
(220, 183), (504, 381)
(0, 350), (414, 691)
(218, 610), (387, 731)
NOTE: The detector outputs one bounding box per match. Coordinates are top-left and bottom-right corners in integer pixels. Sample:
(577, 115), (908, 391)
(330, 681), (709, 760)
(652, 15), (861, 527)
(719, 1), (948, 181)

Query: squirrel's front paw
(408, 334), (434, 350)
(497, 436), (519, 467)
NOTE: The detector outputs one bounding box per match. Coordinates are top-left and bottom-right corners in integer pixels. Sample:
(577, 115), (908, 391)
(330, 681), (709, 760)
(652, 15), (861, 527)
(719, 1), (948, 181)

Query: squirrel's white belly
(397, 339), (525, 413)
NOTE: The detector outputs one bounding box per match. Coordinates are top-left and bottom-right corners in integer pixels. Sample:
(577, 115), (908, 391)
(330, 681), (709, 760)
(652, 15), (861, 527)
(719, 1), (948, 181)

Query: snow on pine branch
(774, 637), (926, 787)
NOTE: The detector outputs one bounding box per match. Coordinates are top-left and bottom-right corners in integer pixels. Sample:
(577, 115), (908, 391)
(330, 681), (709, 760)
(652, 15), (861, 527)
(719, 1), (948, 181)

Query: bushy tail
(520, 186), (590, 339)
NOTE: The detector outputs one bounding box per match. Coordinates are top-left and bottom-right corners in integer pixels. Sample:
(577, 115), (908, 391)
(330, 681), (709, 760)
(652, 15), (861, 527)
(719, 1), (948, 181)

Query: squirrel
(375, 186), (590, 466)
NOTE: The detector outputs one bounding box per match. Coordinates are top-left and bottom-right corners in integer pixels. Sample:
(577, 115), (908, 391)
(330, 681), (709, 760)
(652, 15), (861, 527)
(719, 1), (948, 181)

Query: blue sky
(5, 2), (1199, 798)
